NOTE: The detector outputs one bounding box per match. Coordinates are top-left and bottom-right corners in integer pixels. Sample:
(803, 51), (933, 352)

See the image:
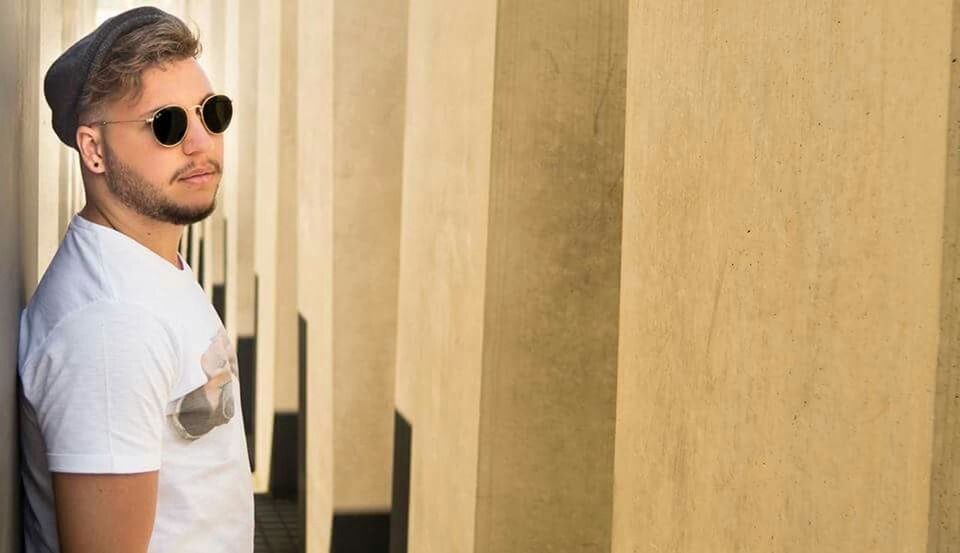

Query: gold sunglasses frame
(81, 93), (233, 148)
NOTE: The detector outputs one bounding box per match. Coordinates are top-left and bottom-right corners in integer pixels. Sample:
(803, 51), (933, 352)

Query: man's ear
(76, 124), (105, 174)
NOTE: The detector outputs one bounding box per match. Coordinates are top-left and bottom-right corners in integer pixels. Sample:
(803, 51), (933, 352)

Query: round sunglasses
(84, 93), (233, 147)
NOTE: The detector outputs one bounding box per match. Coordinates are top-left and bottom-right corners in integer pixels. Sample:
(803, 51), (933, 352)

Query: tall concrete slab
(252, 0), (281, 492)
(226, 0), (260, 484)
(929, 6), (960, 551)
(394, 1), (498, 550)
(263, 0), (302, 503)
(252, 0), (301, 494)
(57, 0), (94, 240)
(330, 0), (407, 524)
(274, 0), (300, 417)
(0, 1), (23, 549)
(294, 0), (408, 548)
(19, 0), (64, 302)
(186, 0), (228, 300)
(613, 2), (956, 551)
(224, 0), (258, 346)
(297, 0), (335, 550)
(395, 1), (627, 551)
(475, 2), (626, 551)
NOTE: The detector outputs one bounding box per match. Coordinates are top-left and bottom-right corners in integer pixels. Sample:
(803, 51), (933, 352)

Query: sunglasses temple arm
(96, 118), (155, 126)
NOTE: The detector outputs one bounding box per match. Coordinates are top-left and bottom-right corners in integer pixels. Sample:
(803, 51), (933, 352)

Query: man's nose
(181, 106), (214, 154)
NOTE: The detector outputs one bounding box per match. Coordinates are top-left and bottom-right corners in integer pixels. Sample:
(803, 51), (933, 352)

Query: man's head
(45, 7), (227, 226)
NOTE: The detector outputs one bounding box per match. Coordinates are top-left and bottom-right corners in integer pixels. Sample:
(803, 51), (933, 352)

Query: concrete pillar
(296, 0), (407, 549)
(266, 0), (301, 500)
(932, 12), (960, 544)
(393, 4), (498, 548)
(225, 0), (260, 479)
(252, 0), (280, 493)
(0, 1), (24, 550)
(321, 0), (411, 546)
(297, 0), (335, 550)
(253, 0), (299, 494)
(205, 0), (227, 318)
(57, 0), (94, 240)
(394, 1), (627, 551)
(183, 0), (228, 306)
(19, 0), (64, 301)
(613, 3), (958, 552)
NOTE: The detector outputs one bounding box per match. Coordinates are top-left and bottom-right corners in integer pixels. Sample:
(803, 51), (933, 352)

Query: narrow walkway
(254, 494), (301, 553)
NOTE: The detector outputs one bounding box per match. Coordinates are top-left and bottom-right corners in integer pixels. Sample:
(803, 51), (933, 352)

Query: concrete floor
(254, 494), (300, 553)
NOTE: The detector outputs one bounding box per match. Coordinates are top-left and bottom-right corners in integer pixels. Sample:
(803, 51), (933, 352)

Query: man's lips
(179, 171), (217, 185)
(179, 164), (219, 179)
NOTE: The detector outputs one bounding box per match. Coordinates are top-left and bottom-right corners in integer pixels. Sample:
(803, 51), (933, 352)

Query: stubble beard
(102, 143), (218, 226)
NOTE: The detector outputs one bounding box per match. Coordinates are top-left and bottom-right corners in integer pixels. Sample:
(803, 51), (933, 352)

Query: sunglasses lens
(152, 106), (188, 146)
(202, 95), (233, 134)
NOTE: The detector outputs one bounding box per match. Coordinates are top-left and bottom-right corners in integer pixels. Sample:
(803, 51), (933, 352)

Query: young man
(17, 7), (254, 552)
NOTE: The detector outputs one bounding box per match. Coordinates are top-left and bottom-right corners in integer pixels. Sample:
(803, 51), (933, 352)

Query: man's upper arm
(21, 303), (178, 551)
(53, 471), (159, 553)
(23, 302), (178, 474)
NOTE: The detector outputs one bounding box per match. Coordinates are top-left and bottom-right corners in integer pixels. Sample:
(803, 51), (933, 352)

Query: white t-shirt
(17, 213), (254, 553)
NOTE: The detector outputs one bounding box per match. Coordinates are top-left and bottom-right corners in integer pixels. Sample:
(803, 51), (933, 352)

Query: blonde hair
(77, 14), (201, 120)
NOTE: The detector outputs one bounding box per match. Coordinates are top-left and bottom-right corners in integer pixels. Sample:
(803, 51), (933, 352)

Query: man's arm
(53, 471), (159, 553)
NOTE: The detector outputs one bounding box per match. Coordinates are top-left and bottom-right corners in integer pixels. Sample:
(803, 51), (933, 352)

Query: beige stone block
(330, 0), (407, 513)
(226, 0), (257, 341)
(613, 3), (956, 552)
(20, 0), (64, 302)
(0, 1), (24, 549)
(252, 0), (281, 492)
(394, 1), (498, 549)
(395, 1), (626, 551)
(297, 0), (335, 549)
(188, 0), (228, 294)
(273, 0), (299, 415)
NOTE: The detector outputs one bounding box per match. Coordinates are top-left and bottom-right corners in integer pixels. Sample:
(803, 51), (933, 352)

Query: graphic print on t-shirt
(169, 329), (238, 440)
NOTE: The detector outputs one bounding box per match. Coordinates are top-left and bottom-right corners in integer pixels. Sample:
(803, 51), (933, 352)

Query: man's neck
(78, 204), (184, 270)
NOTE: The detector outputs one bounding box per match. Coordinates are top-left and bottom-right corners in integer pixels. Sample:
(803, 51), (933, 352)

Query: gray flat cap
(43, 6), (171, 150)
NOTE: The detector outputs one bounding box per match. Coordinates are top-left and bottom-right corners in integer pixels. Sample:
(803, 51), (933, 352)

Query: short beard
(102, 142), (218, 226)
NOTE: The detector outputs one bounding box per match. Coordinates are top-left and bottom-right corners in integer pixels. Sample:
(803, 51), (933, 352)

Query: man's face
(99, 57), (223, 225)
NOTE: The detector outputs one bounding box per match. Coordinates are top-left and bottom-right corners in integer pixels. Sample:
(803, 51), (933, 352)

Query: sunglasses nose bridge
(186, 105), (203, 127)
(181, 105), (215, 152)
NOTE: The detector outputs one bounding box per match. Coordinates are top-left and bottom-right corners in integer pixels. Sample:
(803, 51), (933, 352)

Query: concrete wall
(930, 8), (960, 550)
(613, 2), (958, 551)
(297, 0), (335, 549)
(274, 0), (300, 416)
(395, 2), (627, 552)
(224, 0), (258, 345)
(0, 1), (23, 550)
(474, 1), (626, 551)
(296, 0), (408, 548)
(394, 1), (498, 550)
(252, 0), (300, 492)
(191, 0), (228, 298)
(331, 0), (407, 515)
(20, 0), (65, 302)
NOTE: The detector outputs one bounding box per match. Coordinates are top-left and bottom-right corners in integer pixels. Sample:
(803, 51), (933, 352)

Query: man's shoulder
(20, 299), (179, 374)
(26, 222), (114, 325)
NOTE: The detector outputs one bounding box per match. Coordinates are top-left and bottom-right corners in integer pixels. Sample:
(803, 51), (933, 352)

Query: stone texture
(613, 2), (956, 551)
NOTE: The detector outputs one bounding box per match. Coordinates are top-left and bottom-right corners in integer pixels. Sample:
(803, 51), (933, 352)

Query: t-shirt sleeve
(22, 301), (179, 474)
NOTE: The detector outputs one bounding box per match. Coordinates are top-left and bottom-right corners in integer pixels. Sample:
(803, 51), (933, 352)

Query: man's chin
(160, 198), (217, 226)
(170, 185), (219, 221)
